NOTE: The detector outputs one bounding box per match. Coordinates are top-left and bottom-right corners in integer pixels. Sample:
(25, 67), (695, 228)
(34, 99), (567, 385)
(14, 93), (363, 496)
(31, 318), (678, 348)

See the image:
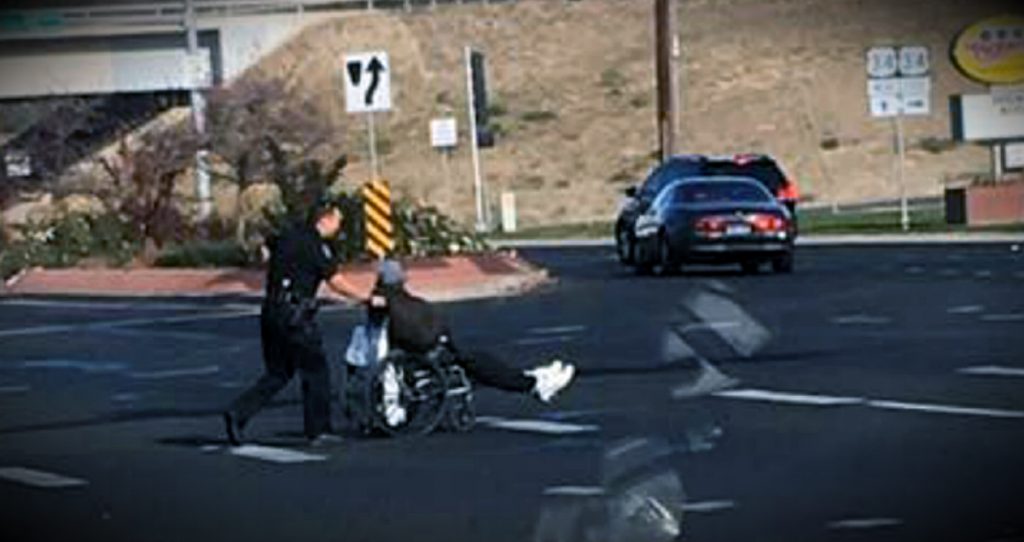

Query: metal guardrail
(0, 0), (514, 34)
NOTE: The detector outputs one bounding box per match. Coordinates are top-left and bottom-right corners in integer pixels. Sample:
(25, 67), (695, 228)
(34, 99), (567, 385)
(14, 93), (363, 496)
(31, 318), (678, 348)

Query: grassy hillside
(213, 0), (1013, 226)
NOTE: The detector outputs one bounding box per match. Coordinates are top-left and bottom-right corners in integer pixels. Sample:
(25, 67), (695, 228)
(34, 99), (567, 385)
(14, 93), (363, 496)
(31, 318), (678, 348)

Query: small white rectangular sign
(1005, 142), (1024, 170)
(900, 76), (931, 116)
(430, 118), (457, 148)
(870, 95), (900, 118)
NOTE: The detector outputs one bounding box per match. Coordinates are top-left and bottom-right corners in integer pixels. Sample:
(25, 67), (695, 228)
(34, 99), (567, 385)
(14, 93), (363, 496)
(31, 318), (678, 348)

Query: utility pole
(185, 0), (211, 221)
(655, 0), (678, 163)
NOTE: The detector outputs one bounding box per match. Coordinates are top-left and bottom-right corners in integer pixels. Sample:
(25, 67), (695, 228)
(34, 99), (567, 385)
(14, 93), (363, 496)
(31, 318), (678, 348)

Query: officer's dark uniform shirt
(265, 223), (337, 300)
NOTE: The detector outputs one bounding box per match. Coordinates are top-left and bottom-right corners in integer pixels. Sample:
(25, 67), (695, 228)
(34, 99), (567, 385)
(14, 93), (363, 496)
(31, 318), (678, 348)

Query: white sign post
(866, 45), (931, 231)
(344, 51), (392, 179)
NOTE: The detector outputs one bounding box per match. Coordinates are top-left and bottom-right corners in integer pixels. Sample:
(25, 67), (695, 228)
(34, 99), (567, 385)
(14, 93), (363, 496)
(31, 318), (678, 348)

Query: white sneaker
(528, 360), (576, 403)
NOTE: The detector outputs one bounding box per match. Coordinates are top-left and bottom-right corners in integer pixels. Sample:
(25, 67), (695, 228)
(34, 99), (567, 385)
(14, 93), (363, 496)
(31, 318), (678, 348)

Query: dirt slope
(233, 0), (1017, 226)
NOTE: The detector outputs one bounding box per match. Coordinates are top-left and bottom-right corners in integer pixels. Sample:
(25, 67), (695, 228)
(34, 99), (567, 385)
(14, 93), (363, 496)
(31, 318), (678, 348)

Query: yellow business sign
(951, 15), (1024, 85)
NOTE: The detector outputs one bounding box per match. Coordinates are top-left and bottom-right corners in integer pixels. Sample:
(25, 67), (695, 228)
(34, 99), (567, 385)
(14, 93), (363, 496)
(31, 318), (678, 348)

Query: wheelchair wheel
(370, 355), (450, 437)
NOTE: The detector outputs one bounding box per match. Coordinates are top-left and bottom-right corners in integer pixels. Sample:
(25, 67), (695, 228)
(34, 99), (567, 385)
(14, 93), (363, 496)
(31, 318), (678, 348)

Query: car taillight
(777, 179), (800, 201)
(695, 216), (726, 233)
(749, 213), (787, 232)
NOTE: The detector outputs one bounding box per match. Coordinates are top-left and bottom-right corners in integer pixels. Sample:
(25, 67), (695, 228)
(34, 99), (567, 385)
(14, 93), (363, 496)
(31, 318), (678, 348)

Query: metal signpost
(866, 45), (931, 231)
(344, 51), (392, 179)
(465, 46), (488, 232)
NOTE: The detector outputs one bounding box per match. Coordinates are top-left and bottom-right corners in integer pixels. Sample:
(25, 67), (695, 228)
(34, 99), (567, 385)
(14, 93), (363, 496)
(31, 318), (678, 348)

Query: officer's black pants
(228, 305), (332, 438)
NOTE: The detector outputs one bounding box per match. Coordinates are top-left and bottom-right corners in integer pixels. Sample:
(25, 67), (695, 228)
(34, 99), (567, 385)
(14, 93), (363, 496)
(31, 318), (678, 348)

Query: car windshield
(673, 180), (773, 204)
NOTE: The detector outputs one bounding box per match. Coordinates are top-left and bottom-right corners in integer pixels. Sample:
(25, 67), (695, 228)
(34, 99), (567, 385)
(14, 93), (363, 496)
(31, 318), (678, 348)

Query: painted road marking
(111, 393), (141, 402)
(714, 388), (864, 407)
(477, 416), (599, 435)
(947, 305), (984, 314)
(832, 314), (892, 325)
(959, 365), (1024, 378)
(0, 467), (88, 488)
(828, 518), (903, 530)
(514, 335), (577, 346)
(974, 270), (993, 278)
(0, 299), (215, 311)
(867, 400), (1024, 419)
(939, 268), (962, 277)
(905, 266), (924, 274)
(228, 445), (327, 463)
(681, 500), (737, 513)
(130, 365), (220, 380)
(716, 388), (1024, 419)
(0, 309), (258, 338)
(20, 359), (127, 374)
(0, 385), (30, 394)
(543, 486), (605, 497)
(529, 325), (587, 335)
(684, 291), (770, 357)
(980, 313), (1024, 323)
(676, 321), (741, 334)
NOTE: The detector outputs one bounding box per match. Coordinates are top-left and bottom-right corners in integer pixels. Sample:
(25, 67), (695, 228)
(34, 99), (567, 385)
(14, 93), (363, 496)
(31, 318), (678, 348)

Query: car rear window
(705, 160), (785, 193)
(673, 181), (773, 204)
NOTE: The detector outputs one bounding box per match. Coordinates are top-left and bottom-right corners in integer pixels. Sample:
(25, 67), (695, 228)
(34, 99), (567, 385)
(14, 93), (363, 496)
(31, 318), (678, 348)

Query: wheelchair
(342, 344), (476, 437)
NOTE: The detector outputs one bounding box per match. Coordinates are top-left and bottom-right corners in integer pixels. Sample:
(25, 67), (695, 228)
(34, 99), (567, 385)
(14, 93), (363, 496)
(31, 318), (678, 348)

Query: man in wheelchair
(355, 259), (575, 431)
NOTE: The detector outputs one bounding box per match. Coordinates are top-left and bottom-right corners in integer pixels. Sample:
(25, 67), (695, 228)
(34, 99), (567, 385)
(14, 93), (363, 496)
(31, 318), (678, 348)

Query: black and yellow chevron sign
(362, 179), (394, 259)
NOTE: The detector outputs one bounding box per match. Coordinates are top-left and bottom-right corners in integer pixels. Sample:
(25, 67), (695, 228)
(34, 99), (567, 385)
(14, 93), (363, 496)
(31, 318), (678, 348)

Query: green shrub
(0, 210), (136, 280)
(521, 110), (558, 123)
(155, 240), (251, 268)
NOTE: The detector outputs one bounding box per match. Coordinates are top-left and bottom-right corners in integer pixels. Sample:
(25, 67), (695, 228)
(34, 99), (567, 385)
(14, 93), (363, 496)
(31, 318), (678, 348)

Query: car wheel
(616, 228), (635, 265)
(654, 234), (677, 276)
(740, 260), (760, 275)
(772, 253), (794, 274)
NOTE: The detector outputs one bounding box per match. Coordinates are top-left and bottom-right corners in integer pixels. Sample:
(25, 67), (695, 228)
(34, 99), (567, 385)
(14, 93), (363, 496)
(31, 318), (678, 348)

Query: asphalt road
(1, 244), (1023, 542)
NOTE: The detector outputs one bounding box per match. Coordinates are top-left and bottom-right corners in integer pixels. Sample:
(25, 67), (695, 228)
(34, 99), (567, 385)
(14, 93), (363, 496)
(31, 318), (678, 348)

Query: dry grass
(220, 0), (1006, 227)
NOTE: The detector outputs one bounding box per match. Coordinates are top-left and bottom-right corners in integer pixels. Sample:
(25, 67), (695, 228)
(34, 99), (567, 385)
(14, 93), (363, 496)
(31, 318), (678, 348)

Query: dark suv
(615, 154), (799, 265)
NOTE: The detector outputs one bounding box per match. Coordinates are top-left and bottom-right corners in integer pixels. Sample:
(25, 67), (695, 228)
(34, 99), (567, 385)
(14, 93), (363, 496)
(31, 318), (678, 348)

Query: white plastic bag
(344, 321), (389, 367)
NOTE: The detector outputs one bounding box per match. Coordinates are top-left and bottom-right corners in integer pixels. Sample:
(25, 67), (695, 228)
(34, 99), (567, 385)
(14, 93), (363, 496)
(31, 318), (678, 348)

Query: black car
(614, 154), (799, 265)
(632, 176), (796, 275)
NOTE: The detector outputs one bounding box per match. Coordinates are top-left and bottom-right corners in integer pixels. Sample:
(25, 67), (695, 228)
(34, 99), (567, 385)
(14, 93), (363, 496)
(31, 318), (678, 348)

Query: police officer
(223, 195), (367, 446)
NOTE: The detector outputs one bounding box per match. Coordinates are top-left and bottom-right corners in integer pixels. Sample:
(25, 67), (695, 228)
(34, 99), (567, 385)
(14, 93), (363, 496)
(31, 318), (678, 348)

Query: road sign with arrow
(344, 51), (391, 114)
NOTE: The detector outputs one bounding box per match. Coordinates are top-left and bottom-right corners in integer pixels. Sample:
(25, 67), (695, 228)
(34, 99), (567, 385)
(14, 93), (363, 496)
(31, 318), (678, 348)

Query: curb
(492, 234), (1024, 248)
(0, 254), (551, 303)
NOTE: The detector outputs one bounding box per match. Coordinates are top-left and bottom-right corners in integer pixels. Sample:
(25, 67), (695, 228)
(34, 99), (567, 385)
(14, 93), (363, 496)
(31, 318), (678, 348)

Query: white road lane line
(477, 416), (599, 435)
(867, 400), (1024, 419)
(0, 467), (88, 488)
(130, 365), (220, 380)
(714, 388), (865, 407)
(514, 335), (577, 346)
(947, 305), (985, 314)
(543, 486), (606, 497)
(959, 366), (1024, 378)
(0, 299), (211, 311)
(21, 359), (127, 374)
(0, 309), (258, 338)
(681, 500), (737, 513)
(228, 445), (327, 463)
(0, 385), (30, 394)
(828, 518), (903, 530)
(939, 269), (962, 277)
(974, 270), (993, 278)
(529, 325), (587, 335)
(832, 315), (892, 325)
(675, 321), (741, 334)
(905, 266), (924, 274)
(980, 313), (1024, 323)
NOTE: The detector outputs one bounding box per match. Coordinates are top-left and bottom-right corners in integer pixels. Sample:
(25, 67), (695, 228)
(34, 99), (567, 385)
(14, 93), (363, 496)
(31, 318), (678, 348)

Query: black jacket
(371, 284), (450, 355)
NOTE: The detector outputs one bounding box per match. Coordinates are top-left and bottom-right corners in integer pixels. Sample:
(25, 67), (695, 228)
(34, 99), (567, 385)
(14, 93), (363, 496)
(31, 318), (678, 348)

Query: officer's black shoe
(223, 412), (244, 447)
